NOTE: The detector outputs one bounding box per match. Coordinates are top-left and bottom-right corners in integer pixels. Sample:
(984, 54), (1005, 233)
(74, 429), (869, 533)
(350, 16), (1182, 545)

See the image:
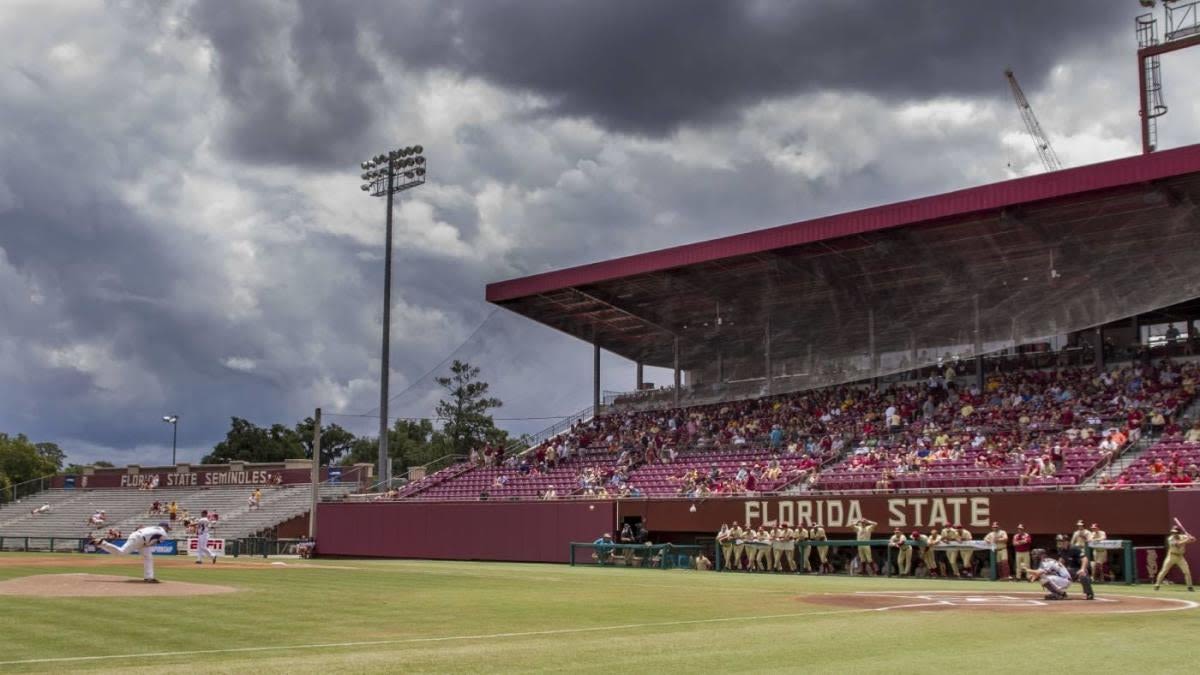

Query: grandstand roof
(487, 144), (1200, 380)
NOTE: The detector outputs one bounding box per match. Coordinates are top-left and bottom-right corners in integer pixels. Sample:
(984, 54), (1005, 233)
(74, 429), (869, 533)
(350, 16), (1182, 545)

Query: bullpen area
(0, 552), (1195, 673)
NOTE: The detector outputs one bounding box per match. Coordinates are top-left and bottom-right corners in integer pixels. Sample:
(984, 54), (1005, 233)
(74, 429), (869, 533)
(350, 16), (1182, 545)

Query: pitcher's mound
(0, 574), (238, 597)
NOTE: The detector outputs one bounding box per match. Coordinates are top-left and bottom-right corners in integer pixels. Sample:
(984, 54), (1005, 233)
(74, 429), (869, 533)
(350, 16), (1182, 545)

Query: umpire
(1055, 534), (1096, 600)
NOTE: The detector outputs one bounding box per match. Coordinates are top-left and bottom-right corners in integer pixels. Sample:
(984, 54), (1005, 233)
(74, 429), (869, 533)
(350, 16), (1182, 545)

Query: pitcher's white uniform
(195, 516), (216, 564)
(98, 524), (169, 581)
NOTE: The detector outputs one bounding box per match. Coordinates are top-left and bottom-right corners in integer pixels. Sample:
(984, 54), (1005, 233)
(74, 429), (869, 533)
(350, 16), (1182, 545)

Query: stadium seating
(0, 483), (354, 544)
(1105, 437), (1200, 487)
(393, 360), (1198, 500)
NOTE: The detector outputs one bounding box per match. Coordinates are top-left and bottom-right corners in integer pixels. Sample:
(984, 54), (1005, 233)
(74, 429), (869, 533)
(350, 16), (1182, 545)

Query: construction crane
(1004, 69), (1062, 173)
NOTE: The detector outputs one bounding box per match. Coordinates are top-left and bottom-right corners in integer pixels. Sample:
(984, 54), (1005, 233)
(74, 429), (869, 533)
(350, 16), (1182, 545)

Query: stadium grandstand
(0, 462), (368, 550)
(315, 144), (1200, 577)
(385, 144), (1200, 501)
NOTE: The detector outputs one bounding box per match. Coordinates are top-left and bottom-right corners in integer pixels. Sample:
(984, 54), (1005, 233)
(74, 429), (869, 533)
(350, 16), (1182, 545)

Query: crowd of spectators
(406, 359), (1199, 499)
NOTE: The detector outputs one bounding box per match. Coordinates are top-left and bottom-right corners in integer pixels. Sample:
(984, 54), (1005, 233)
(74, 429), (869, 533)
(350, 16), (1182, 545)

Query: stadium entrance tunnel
(803, 590), (1198, 614)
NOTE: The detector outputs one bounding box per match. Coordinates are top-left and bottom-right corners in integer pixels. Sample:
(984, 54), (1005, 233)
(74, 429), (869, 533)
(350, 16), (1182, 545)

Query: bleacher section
(0, 484), (353, 542)
(1107, 436), (1200, 487)
(395, 360), (1198, 500)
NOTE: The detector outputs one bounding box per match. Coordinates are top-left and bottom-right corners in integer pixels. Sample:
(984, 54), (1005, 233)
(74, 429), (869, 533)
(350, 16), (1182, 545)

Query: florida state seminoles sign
(744, 496), (993, 530)
(622, 490), (1172, 535)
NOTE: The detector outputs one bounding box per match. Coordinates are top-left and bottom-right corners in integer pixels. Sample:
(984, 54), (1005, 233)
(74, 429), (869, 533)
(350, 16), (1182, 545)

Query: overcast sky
(3, 0), (1200, 466)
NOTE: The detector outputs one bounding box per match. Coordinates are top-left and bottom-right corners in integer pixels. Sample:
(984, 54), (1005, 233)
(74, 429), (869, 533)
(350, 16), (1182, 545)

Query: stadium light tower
(162, 415), (179, 464)
(359, 145), (427, 487)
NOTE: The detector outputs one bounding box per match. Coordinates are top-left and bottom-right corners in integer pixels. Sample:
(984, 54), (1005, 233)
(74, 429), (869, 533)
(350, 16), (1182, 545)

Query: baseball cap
(1090, 523), (1099, 529)
(1017, 523), (1025, 529)
(991, 521), (1000, 528)
(158, 521), (171, 530)
(1170, 525), (1182, 533)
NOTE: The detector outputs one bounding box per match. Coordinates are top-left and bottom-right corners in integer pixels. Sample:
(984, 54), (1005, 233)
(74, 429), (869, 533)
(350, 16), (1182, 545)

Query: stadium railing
(1085, 540), (1135, 585)
(569, 542), (707, 570)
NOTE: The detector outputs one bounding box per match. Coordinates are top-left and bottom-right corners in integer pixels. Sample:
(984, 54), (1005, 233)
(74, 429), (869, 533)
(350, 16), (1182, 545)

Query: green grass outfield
(0, 553), (1196, 674)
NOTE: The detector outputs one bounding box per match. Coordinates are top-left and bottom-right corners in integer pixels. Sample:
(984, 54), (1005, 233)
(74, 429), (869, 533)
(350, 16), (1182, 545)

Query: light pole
(162, 415), (179, 465)
(360, 145), (427, 488)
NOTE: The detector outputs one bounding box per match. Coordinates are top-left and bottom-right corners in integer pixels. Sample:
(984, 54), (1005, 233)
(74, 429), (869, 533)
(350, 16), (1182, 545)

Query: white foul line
(0, 607), (871, 667)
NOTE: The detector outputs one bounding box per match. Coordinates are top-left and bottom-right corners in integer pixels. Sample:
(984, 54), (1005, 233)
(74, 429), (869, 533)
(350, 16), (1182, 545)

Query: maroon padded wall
(315, 501), (615, 562)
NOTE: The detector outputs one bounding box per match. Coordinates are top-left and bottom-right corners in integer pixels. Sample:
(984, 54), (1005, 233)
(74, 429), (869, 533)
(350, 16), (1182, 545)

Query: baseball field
(0, 553), (1196, 673)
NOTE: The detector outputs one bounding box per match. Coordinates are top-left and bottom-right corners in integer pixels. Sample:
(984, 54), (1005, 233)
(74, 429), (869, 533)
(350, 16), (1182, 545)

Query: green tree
(295, 417), (357, 465)
(339, 419), (448, 472)
(202, 418), (306, 463)
(35, 442), (66, 471)
(0, 433), (60, 499)
(435, 360), (505, 455)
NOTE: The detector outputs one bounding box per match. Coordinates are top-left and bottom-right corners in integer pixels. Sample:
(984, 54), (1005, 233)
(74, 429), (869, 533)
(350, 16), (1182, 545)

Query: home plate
(802, 590), (1199, 614)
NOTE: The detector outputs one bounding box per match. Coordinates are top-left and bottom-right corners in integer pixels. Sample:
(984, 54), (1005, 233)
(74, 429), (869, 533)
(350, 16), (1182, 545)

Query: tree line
(2, 361), (511, 490)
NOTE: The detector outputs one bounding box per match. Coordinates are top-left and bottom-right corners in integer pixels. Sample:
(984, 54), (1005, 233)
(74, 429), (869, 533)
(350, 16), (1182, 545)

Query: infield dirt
(0, 573), (238, 597)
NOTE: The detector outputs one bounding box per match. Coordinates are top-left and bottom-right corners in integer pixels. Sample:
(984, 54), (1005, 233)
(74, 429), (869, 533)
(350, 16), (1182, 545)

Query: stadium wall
(315, 501), (615, 562)
(619, 491), (1174, 535)
(316, 491), (1200, 567)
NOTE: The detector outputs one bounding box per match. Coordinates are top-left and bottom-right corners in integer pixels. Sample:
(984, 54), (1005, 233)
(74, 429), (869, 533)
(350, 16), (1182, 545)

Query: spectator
(592, 533), (614, 565)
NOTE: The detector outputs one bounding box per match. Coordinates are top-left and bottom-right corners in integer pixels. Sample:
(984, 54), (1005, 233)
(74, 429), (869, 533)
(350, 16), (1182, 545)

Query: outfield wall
(315, 500), (615, 562)
(317, 489), (1200, 575)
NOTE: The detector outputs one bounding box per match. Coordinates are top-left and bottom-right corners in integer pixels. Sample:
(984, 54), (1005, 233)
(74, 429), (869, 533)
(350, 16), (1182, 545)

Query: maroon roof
(487, 144), (1200, 303)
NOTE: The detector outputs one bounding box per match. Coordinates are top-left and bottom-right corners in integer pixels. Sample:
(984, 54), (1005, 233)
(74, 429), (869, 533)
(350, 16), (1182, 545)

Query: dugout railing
(570, 542), (707, 569)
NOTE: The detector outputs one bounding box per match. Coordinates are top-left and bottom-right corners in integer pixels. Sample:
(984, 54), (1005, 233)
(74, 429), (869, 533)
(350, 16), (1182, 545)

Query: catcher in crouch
(1025, 549), (1093, 600)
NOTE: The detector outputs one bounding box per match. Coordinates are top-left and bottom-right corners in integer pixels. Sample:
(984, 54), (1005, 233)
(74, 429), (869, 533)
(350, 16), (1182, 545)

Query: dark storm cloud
(412, 0), (1130, 134)
(186, 0), (1133, 164)
(185, 0), (381, 166)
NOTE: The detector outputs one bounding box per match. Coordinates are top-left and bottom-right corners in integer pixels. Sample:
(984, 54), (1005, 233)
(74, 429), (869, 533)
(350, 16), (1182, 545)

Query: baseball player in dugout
(921, 527), (941, 577)
(788, 524), (803, 572)
(1012, 524), (1032, 580)
(955, 524), (975, 577)
(1070, 519), (1090, 555)
(984, 522), (1010, 579)
(810, 521), (831, 574)
(854, 518), (878, 576)
(940, 523), (960, 576)
(1155, 524), (1196, 591)
(717, 523), (733, 570)
(1087, 523), (1108, 580)
(784, 526), (800, 572)
(771, 527), (790, 572)
(796, 521), (816, 566)
(731, 522), (747, 571)
(889, 528), (912, 576)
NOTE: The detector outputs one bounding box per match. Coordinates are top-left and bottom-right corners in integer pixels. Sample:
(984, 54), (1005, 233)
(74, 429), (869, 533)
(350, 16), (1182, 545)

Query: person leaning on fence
(1012, 524), (1032, 579)
(730, 522), (747, 571)
(940, 524), (961, 576)
(772, 527), (791, 572)
(889, 528), (912, 576)
(921, 527), (942, 577)
(984, 522), (1010, 579)
(592, 533), (614, 565)
(956, 524), (975, 577)
(794, 523), (810, 572)
(717, 523), (734, 570)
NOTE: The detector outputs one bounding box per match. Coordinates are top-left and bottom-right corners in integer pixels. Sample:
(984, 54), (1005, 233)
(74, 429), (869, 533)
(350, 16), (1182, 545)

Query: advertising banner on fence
(88, 538), (179, 555)
(187, 537), (226, 557)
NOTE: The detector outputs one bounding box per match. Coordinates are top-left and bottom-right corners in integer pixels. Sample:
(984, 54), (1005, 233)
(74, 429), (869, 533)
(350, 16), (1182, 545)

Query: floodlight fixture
(357, 143), (428, 487)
